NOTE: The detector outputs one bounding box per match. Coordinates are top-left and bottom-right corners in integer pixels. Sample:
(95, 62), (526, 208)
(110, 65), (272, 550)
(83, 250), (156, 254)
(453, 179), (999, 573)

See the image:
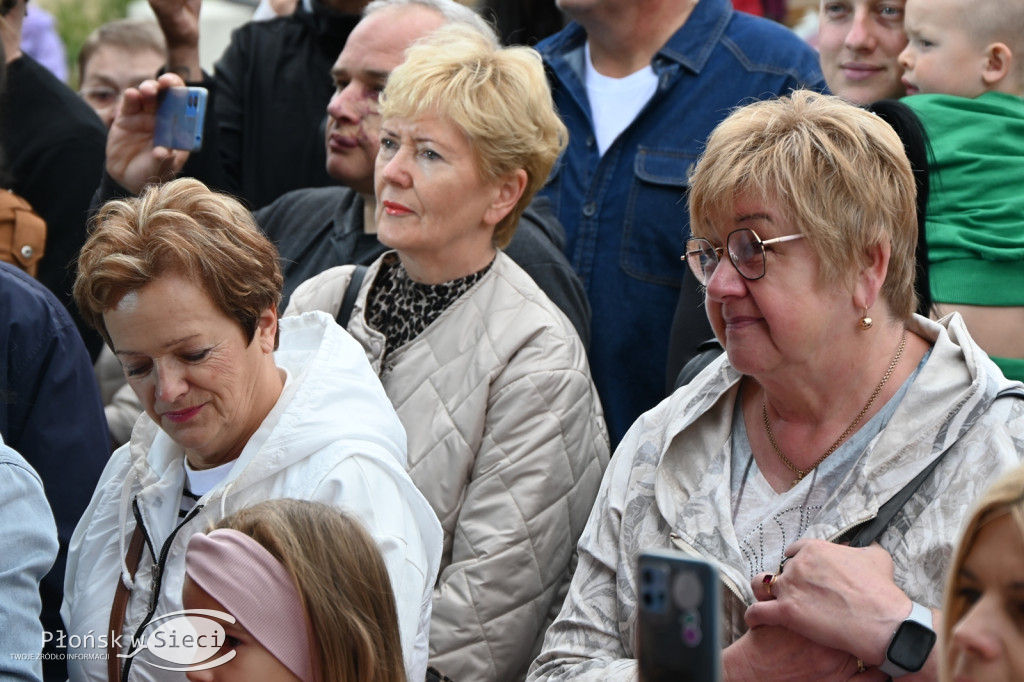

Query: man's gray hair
(363, 0), (499, 46)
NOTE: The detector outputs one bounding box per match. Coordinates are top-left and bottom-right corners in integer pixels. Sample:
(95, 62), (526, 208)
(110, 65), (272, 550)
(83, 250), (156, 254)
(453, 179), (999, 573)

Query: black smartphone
(153, 86), (208, 152)
(637, 548), (722, 682)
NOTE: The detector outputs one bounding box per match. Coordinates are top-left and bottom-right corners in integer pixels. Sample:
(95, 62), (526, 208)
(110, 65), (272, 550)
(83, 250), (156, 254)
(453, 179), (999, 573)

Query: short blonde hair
(960, 0), (1024, 50)
(689, 90), (918, 320)
(960, 0), (1024, 84)
(941, 465), (1024, 681)
(215, 500), (406, 682)
(74, 178), (283, 348)
(379, 23), (567, 248)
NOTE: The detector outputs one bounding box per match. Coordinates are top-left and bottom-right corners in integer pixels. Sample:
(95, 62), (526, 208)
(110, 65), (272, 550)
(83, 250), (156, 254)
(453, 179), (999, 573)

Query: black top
(368, 253), (491, 360)
(1, 55), (108, 360)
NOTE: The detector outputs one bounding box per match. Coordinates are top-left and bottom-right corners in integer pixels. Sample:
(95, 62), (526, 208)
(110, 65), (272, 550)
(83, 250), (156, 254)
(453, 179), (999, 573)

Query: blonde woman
(287, 24), (609, 681)
(942, 465), (1024, 682)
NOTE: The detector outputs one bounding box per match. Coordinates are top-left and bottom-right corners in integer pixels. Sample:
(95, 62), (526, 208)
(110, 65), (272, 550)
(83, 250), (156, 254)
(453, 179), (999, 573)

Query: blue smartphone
(154, 86), (208, 151)
(637, 549), (722, 682)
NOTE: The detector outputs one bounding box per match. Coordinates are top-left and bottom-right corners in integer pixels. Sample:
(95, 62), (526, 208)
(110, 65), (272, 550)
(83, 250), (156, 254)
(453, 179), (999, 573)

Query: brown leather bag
(107, 525), (145, 682)
(0, 188), (46, 277)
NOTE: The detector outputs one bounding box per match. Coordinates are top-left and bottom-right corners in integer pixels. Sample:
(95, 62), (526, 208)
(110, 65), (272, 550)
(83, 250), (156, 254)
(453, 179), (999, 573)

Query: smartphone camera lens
(640, 564), (669, 613)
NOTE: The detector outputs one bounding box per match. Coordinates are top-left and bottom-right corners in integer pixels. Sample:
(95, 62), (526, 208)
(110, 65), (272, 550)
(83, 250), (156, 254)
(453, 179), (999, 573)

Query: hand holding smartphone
(154, 86), (208, 152)
(637, 549), (722, 682)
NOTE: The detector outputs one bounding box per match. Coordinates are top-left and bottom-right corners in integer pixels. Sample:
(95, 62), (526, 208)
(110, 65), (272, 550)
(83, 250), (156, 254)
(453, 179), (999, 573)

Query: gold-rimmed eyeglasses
(683, 228), (805, 285)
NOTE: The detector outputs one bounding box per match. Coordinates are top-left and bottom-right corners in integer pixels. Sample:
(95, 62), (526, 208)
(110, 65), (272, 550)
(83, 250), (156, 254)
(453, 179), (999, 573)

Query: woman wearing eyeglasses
(529, 91), (1024, 682)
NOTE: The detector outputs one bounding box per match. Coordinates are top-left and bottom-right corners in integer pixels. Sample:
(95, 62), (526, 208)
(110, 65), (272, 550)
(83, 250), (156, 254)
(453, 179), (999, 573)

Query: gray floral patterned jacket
(529, 314), (1024, 680)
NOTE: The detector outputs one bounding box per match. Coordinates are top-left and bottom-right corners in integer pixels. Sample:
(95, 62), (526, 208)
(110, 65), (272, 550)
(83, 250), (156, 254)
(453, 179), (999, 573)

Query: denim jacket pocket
(620, 147), (699, 287)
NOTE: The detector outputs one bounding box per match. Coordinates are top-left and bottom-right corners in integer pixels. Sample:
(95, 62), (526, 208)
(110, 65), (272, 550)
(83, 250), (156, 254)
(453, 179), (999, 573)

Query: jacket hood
(125, 311), (408, 545)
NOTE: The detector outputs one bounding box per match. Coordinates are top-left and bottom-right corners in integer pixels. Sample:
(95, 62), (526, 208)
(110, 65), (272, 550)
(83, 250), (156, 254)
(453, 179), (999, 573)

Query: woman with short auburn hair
(65, 177), (442, 682)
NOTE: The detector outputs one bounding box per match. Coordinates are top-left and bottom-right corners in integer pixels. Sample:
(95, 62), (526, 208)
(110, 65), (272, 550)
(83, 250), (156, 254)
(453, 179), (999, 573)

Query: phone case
(637, 549), (722, 682)
(154, 87), (208, 152)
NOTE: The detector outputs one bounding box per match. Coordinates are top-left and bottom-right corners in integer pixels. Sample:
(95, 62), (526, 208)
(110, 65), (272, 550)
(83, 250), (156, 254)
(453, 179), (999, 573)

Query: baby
(898, 0), (1024, 381)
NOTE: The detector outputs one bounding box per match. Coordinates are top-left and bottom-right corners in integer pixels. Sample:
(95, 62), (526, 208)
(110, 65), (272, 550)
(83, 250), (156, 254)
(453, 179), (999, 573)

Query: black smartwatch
(879, 602), (936, 677)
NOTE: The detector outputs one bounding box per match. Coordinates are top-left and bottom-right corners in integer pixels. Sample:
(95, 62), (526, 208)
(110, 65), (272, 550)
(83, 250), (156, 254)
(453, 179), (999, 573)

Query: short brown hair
(689, 90), (918, 320)
(77, 19), (166, 83)
(379, 23), (567, 248)
(216, 499), (407, 682)
(74, 178), (283, 348)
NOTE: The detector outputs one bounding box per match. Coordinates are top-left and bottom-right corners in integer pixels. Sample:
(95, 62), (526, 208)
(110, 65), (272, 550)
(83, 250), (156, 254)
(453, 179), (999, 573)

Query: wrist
(166, 46), (200, 80)
(877, 602), (937, 677)
(866, 596), (913, 667)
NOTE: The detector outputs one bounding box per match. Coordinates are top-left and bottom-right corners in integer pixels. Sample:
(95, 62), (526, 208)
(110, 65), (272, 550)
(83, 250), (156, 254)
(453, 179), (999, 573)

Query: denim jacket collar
(542, 0), (735, 78)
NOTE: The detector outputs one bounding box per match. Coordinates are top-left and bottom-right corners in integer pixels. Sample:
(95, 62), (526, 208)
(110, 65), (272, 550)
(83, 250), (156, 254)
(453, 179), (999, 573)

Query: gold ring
(763, 573), (777, 598)
(856, 659), (866, 673)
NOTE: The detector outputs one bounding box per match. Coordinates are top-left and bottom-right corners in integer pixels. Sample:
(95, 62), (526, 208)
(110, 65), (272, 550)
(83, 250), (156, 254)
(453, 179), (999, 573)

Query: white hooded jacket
(62, 312), (443, 681)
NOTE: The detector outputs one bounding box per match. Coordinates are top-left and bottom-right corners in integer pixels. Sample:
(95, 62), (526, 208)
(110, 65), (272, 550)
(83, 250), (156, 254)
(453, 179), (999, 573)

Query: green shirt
(903, 91), (1024, 305)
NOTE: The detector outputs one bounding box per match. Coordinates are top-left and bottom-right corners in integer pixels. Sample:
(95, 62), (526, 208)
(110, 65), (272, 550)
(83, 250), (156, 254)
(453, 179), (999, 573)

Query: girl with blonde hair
(183, 498), (406, 682)
(942, 465), (1024, 682)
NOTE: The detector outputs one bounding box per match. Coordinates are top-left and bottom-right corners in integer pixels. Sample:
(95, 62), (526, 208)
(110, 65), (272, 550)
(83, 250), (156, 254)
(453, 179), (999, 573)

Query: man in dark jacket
(149, 0), (369, 210)
(0, 262), (109, 681)
(1, 0), (107, 361)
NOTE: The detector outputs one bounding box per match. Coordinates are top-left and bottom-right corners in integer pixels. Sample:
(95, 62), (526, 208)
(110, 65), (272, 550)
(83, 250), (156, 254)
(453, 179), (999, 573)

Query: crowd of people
(1, 0), (1023, 681)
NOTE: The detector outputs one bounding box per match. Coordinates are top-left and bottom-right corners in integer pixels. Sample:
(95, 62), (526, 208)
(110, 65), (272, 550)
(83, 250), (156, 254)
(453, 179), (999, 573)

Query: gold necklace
(762, 330), (907, 488)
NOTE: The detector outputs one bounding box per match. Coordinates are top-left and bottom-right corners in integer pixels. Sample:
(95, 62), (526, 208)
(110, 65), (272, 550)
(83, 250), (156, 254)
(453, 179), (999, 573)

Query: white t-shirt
(584, 41), (658, 156)
(183, 458), (235, 497)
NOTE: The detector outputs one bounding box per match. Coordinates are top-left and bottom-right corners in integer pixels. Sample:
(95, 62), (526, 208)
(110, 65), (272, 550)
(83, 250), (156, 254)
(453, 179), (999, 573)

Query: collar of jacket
(652, 314), (1010, 560)
(296, 0), (362, 50)
(538, 0), (734, 78)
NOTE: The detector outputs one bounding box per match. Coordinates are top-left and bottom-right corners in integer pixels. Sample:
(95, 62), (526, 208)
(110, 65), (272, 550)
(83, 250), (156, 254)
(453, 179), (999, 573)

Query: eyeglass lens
(685, 229), (765, 285)
(728, 229), (766, 280)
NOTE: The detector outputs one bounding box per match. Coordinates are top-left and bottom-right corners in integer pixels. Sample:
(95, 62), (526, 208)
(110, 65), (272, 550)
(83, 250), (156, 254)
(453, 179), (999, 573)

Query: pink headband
(185, 528), (320, 682)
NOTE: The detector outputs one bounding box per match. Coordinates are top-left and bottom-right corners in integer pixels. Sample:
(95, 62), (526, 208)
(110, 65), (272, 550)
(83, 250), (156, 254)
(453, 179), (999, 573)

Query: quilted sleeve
(427, 364), (609, 681)
(526, 426), (647, 682)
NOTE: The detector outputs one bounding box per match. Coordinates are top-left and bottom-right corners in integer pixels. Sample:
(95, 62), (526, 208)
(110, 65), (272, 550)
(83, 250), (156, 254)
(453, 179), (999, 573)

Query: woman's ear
(255, 307), (279, 353)
(484, 168), (528, 227)
(853, 240), (891, 311)
(982, 42), (1013, 87)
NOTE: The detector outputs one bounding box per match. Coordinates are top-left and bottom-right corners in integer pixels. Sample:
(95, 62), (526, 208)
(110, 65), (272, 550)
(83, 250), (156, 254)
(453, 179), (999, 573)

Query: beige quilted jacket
(287, 251), (610, 681)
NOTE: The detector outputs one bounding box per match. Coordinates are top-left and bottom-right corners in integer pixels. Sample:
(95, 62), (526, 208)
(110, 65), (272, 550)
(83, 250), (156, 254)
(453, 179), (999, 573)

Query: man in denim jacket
(536, 0), (825, 445)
